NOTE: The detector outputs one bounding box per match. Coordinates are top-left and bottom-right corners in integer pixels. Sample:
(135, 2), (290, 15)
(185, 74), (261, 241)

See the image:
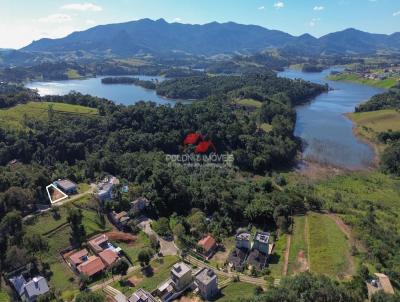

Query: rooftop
(198, 235), (217, 252)
(374, 273), (395, 295)
(55, 179), (77, 190)
(68, 249), (89, 266)
(171, 262), (191, 278)
(195, 268), (217, 285)
(236, 231), (251, 241)
(255, 231), (270, 244)
(99, 249), (119, 266)
(77, 256), (105, 277)
(88, 234), (109, 253)
(128, 288), (157, 302)
(9, 275), (49, 299)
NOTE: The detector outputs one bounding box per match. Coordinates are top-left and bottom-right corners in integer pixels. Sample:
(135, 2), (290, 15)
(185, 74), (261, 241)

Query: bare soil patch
(106, 231), (137, 243)
(296, 250), (309, 273)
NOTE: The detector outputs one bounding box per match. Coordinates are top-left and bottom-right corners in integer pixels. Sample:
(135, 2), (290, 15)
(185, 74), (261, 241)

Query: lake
(26, 75), (181, 106)
(278, 68), (385, 169)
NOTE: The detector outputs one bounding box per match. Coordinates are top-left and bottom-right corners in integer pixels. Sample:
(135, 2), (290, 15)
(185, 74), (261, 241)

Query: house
(194, 268), (219, 300)
(110, 211), (131, 230)
(88, 234), (110, 254)
(95, 175), (119, 202)
(77, 256), (105, 277)
(236, 230), (251, 250)
(156, 262), (193, 302)
(131, 197), (150, 214)
(9, 275), (49, 302)
(170, 262), (193, 291)
(367, 273), (395, 300)
(68, 249), (89, 269)
(128, 288), (157, 302)
(253, 231), (270, 255)
(198, 235), (217, 259)
(99, 249), (119, 266)
(54, 179), (77, 195)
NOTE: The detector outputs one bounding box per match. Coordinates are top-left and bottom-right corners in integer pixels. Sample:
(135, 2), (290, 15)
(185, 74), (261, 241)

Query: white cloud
(273, 2), (284, 9)
(173, 17), (182, 22)
(313, 6), (324, 11)
(258, 6), (265, 10)
(61, 3), (103, 12)
(38, 14), (72, 23)
(85, 19), (96, 25)
(309, 18), (321, 27)
(393, 11), (400, 16)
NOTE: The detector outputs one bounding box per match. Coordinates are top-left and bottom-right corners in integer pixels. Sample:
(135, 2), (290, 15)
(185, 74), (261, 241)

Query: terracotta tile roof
(99, 249), (119, 266)
(88, 234), (109, 253)
(198, 235), (217, 252)
(69, 249), (89, 266)
(77, 256), (105, 277)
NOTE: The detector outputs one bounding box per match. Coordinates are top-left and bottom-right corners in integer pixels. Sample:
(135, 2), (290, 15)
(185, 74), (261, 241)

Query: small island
(101, 76), (157, 90)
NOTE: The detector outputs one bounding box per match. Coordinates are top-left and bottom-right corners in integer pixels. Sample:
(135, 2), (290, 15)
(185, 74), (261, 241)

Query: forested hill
(21, 19), (400, 56)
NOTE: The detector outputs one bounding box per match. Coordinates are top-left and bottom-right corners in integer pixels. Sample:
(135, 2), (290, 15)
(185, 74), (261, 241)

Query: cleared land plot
(234, 98), (262, 108)
(113, 255), (179, 296)
(308, 213), (352, 278)
(216, 282), (257, 302)
(288, 213), (352, 279)
(0, 102), (98, 130)
(268, 233), (287, 278)
(287, 215), (308, 275)
(115, 231), (150, 265)
(0, 291), (10, 302)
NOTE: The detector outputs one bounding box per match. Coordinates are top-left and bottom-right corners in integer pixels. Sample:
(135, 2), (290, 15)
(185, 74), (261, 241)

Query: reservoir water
(278, 68), (385, 169)
(26, 75), (180, 106)
(27, 70), (384, 169)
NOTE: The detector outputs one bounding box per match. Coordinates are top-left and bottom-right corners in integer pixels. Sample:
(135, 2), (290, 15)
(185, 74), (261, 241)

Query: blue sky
(0, 0), (399, 48)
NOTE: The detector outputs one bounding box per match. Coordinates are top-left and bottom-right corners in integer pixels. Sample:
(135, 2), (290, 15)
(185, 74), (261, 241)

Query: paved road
(138, 218), (179, 256)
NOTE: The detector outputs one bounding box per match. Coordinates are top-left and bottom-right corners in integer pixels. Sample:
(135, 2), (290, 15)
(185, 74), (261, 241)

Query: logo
(166, 132), (234, 168)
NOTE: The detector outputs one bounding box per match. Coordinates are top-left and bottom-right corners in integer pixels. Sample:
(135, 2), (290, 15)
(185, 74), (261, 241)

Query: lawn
(113, 255), (179, 296)
(117, 231), (151, 264)
(234, 98), (263, 108)
(328, 73), (399, 89)
(308, 213), (351, 278)
(268, 233), (286, 278)
(287, 215), (308, 275)
(0, 102), (98, 130)
(0, 291), (10, 302)
(216, 282), (257, 302)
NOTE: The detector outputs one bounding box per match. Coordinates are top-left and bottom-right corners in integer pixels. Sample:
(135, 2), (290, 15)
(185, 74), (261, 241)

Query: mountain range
(21, 18), (400, 57)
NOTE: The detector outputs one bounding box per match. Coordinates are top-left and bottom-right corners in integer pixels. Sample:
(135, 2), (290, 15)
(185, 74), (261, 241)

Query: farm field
(0, 101), (98, 130)
(287, 213), (352, 279)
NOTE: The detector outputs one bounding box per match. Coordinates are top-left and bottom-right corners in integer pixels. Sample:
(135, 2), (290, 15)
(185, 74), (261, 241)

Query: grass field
(0, 291), (10, 302)
(0, 102), (98, 130)
(217, 282), (257, 302)
(268, 233), (287, 278)
(287, 213), (352, 278)
(349, 109), (400, 153)
(117, 231), (150, 264)
(328, 73), (399, 89)
(234, 98), (263, 108)
(113, 255), (179, 296)
(287, 215), (308, 275)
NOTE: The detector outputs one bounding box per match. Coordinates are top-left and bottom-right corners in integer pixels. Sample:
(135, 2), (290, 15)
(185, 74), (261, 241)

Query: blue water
(278, 68), (385, 169)
(26, 75), (182, 106)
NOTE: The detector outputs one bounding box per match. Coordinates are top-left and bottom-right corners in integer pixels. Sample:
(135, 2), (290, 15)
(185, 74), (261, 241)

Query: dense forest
(355, 88), (400, 112)
(101, 76), (157, 89)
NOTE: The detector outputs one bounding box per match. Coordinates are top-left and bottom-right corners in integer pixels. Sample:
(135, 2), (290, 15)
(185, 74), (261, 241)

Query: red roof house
(99, 249), (119, 266)
(77, 256), (105, 277)
(183, 133), (203, 145)
(198, 235), (217, 259)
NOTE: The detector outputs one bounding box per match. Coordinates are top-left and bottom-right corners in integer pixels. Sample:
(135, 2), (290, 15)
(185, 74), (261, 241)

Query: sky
(0, 0), (399, 49)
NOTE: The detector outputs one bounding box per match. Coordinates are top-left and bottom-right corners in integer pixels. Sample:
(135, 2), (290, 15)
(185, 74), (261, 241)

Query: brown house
(77, 256), (105, 277)
(198, 235), (217, 259)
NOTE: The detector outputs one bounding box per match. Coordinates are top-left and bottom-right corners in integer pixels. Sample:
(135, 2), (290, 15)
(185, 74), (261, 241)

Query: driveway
(138, 218), (179, 256)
